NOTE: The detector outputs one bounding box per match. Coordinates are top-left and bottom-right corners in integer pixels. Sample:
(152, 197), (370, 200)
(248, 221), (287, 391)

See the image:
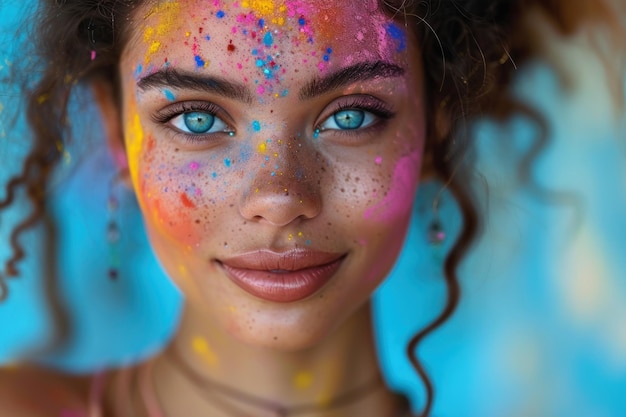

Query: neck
(148, 301), (403, 417)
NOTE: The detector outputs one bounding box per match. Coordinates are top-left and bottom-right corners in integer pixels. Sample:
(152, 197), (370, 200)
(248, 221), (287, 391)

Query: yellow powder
(192, 336), (219, 368)
(124, 110), (144, 190)
(293, 371), (314, 390)
(258, 142), (267, 153)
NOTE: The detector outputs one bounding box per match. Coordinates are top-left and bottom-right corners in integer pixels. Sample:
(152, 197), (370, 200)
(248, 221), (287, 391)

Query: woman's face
(118, 0), (426, 350)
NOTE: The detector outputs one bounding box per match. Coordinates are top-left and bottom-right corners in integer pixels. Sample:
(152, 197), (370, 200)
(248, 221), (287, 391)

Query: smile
(217, 249), (346, 303)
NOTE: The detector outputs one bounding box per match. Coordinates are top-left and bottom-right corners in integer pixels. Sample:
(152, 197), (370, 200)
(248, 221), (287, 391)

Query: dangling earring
(107, 172), (123, 281)
(427, 191), (446, 246)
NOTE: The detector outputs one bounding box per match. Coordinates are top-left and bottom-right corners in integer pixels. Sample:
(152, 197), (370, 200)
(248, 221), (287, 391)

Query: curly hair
(0, 0), (621, 415)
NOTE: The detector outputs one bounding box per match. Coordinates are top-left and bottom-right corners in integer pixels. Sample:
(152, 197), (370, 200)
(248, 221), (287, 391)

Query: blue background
(1, 2), (625, 416)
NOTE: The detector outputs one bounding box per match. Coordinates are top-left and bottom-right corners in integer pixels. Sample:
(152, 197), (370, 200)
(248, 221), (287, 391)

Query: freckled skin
(120, 0), (426, 351)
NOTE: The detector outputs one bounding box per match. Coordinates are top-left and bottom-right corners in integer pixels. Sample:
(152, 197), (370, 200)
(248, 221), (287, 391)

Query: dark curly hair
(1, 0), (620, 415)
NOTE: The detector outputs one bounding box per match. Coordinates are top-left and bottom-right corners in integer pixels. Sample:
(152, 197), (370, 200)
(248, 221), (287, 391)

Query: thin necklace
(138, 346), (386, 417)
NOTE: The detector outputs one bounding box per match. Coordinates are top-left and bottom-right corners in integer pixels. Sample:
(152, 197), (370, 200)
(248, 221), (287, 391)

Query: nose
(238, 137), (322, 227)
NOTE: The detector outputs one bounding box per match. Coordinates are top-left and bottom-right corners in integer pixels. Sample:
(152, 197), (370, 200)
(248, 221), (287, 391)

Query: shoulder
(0, 364), (91, 417)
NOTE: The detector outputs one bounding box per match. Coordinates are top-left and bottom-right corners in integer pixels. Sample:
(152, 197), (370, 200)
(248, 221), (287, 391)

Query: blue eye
(333, 110), (365, 129)
(319, 108), (376, 131)
(170, 111), (230, 135)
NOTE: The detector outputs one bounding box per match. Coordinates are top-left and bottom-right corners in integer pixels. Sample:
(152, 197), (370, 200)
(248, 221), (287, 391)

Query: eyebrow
(137, 69), (253, 104)
(136, 60), (404, 103)
(298, 61), (405, 100)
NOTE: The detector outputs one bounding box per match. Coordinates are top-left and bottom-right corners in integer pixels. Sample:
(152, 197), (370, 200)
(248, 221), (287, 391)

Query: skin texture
(98, 0), (427, 415)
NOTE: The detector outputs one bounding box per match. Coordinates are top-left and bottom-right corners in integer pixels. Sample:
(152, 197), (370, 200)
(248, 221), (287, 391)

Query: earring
(107, 172), (123, 281)
(427, 192), (446, 246)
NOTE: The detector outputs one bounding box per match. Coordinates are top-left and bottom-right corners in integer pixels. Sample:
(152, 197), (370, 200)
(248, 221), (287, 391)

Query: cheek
(363, 151), (422, 222)
(135, 140), (220, 248)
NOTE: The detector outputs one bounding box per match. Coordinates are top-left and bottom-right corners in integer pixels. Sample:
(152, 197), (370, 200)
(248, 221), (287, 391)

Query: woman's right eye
(170, 111), (230, 135)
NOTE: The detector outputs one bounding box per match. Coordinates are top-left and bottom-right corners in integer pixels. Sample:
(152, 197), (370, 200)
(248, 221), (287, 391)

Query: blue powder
(281, 89), (289, 97)
(194, 55), (206, 67)
(298, 16), (306, 26)
(258, 18), (265, 28)
(385, 23), (406, 52)
(205, 35), (211, 41)
(216, 10), (225, 18)
(323, 55), (330, 61)
(163, 89), (175, 101)
(252, 120), (261, 131)
(252, 48), (259, 56)
(256, 59), (264, 67)
(305, 240), (312, 246)
(134, 64), (143, 78)
(211, 172), (218, 179)
(263, 32), (273, 47)
(224, 159), (232, 168)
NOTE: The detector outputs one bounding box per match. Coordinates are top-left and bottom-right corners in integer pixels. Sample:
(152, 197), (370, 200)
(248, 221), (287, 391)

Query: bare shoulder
(0, 364), (90, 417)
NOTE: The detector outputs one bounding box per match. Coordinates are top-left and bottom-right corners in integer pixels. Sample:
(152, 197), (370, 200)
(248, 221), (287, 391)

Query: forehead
(126, 0), (409, 72)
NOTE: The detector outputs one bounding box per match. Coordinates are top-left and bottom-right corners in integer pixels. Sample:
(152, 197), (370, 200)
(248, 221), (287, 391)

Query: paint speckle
(189, 161), (200, 171)
(263, 31), (274, 47)
(216, 10), (226, 18)
(375, 156), (383, 165)
(258, 143), (267, 153)
(164, 89), (176, 101)
(385, 23), (407, 52)
(252, 120), (261, 131)
(192, 336), (219, 367)
(294, 371), (314, 389)
(313, 129), (320, 139)
(180, 193), (196, 208)
(194, 55), (207, 67)
(224, 158), (232, 167)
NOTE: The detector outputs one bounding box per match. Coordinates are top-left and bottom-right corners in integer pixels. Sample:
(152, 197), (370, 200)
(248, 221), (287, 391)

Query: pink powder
(363, 153), (420, 222)
(189, 161), (200, 171)
(374, 156), (383, 165)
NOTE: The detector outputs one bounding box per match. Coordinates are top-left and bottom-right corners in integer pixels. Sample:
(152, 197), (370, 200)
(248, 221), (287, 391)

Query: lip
(217, 249), (346, 303)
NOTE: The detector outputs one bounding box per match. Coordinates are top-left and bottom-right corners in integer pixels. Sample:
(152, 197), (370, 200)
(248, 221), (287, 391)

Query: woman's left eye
(170, 111), (230, 135)
(319, 109), (376, 131)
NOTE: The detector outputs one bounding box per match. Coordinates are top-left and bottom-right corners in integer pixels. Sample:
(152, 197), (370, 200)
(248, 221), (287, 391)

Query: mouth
(216, 249), (346, 303)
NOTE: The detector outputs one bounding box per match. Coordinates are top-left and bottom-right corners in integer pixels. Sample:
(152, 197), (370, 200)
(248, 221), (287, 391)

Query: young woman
(0, 0), (623, 416)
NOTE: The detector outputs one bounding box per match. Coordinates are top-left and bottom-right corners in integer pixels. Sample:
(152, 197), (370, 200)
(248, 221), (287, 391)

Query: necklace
(137, 346), (388, 417)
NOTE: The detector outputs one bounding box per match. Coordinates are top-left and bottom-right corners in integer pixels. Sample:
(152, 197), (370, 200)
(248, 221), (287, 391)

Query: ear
(91, 80), (132, 186)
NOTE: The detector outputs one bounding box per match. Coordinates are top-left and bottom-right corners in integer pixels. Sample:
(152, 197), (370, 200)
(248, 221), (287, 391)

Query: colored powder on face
(134, 64), (143, 78)
(385, 23), (407, 52)
(298, 16), (306, 26)
(252, 120), (261, 131)
(189, 161), (200, 171)
(224, 158), (232, 167)
(216, 10), (226, 18)
(180, 192), (196, 208)
(375, 156), (383, 165)
(293, 371), (314, 390)
(212, 172), (218, 179)
(205, 35), (211, 41)
(195, 55), (207, 67)
(258, 142), (267, 153)
(263, 31), (274, 47)
(192, 336), (219, 367)
(124, 111), (145, 188)
(164, 89), (176, 101)
(257, 85), (265, 94)
(364, 154), (420, 221)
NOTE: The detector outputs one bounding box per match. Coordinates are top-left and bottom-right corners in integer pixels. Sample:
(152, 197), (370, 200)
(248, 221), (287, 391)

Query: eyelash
(315, 96), (396, 136)
(152, 101), (234, 143)
(152, 96), (395, 145)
